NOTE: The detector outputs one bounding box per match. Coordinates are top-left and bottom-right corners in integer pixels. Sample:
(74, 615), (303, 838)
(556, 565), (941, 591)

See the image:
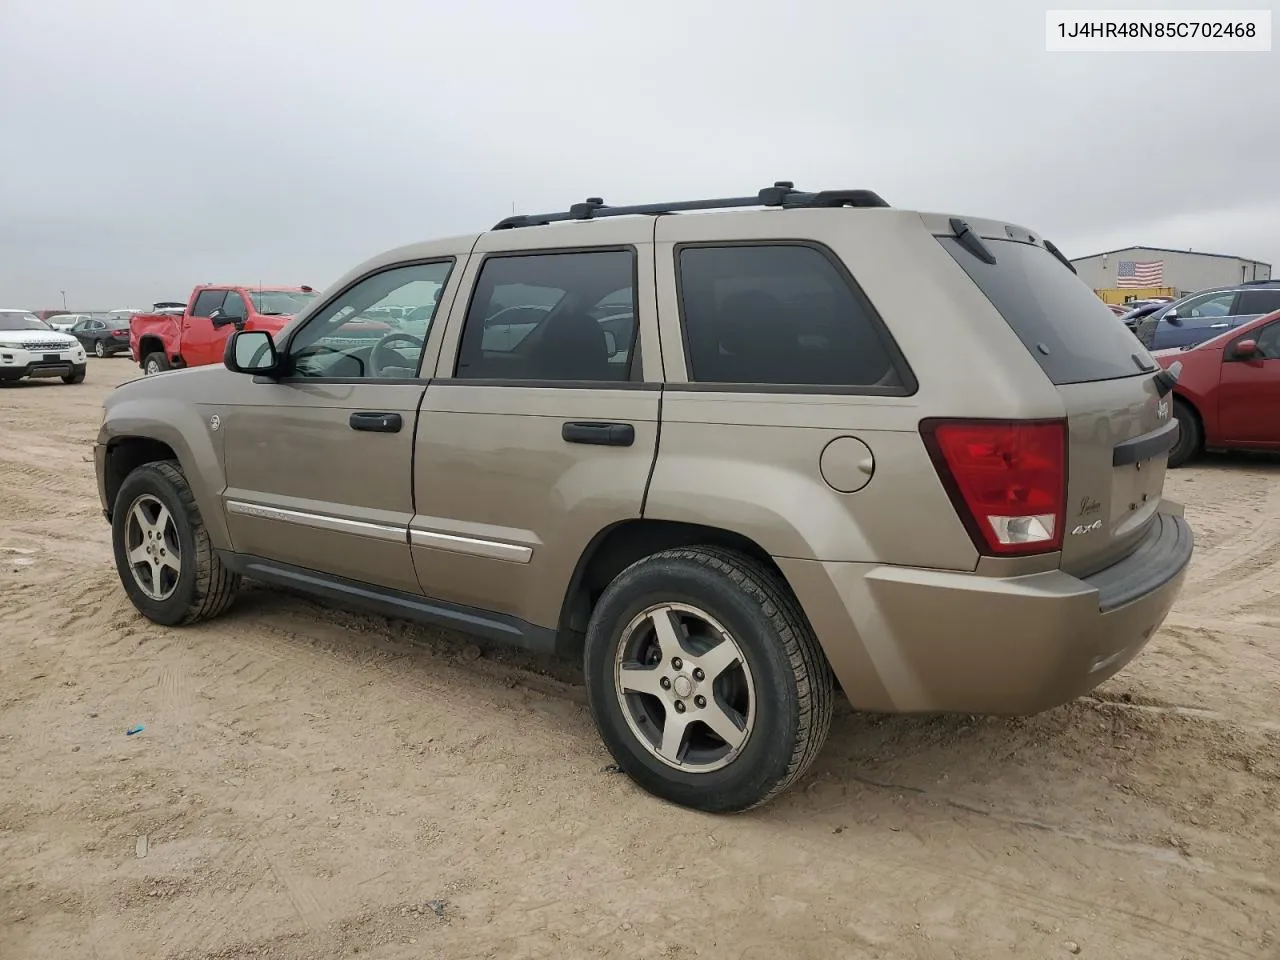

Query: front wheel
(62, 369), (85, 384)
(1168, 399), (1201, 468)
(112, 460), (240, 625)
(584, 546), (833, 813)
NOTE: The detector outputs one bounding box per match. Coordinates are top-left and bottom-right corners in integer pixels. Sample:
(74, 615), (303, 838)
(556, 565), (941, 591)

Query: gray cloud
(1, 0), (1275, 309)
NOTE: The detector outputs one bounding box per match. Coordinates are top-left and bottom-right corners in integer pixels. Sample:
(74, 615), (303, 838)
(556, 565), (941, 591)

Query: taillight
(920, 418), (1067, 556)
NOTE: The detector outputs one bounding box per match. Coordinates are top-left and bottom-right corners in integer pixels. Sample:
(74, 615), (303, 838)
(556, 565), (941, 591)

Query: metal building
(1070, 245), (1271, 302)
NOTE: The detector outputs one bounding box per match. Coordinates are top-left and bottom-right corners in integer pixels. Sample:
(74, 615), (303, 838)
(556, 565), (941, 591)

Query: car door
(410, 221), (661, 647)
(1152, 290), (1239, 349)
(219, 254), (466, 594)
(70, 318), (92, 348)
(182, 289), (229, 366)
(1217, 319), (1280, 445)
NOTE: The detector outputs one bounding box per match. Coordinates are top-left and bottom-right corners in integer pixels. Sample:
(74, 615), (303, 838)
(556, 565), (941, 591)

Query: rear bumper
(778, 509), (1193, 716)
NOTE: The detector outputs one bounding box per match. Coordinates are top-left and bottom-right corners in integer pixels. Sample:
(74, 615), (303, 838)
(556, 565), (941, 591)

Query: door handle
(349, 412), (402, 433)
(562, 421), (635, 447)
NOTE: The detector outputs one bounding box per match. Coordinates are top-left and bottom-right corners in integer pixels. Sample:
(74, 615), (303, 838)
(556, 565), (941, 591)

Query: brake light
(921, 419), (1067, 556)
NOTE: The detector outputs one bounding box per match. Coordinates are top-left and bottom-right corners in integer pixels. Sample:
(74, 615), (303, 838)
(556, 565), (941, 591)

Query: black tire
(111, 460), (240, 625)
(584, 546), (833, 813)
(1168, 399), (1201, 468)
(94, 340), (106, 358)
(62, 370), (85, 384)
(143, 352), (170, 375)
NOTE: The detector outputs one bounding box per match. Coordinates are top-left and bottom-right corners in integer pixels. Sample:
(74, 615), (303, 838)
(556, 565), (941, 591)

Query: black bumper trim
(1086, 512), (1194, 612)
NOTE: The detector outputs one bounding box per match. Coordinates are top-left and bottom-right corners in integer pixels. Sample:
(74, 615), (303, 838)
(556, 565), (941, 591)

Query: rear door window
(938, 237), (1151, 385)
(1235, 289), (1280, 316)
(454, 250), (637, 382)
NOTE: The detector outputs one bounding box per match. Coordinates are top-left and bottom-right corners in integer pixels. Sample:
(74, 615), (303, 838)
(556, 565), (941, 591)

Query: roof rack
(491, 181), (889, 230)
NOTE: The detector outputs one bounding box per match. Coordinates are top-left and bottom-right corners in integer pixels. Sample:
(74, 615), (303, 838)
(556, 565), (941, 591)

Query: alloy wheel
(123, 494), (181, 600)
(613, 602), (756, 772)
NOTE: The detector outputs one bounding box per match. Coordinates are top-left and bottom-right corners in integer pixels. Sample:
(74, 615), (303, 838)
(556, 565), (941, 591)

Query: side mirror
(210, 310), (243, 329)
(224, 329), (279, 375)
(1164, 310), (1181, 325)
(1233, 339), (1259, 360)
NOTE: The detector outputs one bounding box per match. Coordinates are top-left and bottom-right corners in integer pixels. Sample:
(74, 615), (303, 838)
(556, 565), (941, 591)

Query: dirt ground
(1, 359), (1277, 960)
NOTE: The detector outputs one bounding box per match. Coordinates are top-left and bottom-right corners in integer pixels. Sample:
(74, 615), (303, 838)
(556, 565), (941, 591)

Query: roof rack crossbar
(492, 182), (889, 230)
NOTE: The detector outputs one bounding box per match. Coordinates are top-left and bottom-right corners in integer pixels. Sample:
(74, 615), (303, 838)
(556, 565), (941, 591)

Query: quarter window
(191, 290), (226, 318)
(677, 244), (902, 388)
(454, 250), (637, 382)
(286, 260), (453, 379)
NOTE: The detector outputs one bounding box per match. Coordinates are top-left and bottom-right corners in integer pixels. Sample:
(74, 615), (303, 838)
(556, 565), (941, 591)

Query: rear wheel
(1169, 399), (1201, 468)
(112, 460), (240, 625)
(94, 340), (106, 358)
(143, 352), (169, 375)
(583, 546), (833, 813)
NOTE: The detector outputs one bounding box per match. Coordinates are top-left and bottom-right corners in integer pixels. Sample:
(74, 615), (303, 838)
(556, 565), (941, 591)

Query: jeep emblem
(209, 415), (221, 431)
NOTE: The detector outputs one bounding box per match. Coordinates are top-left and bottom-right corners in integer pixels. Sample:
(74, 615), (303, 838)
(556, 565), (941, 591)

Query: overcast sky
(1, 0), (1276, 309)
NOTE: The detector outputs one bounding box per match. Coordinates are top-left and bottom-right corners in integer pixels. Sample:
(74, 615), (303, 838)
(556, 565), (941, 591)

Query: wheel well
(137, 336), (165, 366)
(104, 437), (177, 519)
(558, 520), (787, 638)
(1174, 394), (1203, 436)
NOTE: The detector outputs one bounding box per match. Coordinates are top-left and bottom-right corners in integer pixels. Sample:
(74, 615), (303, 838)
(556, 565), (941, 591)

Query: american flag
(1116, 259), (1164, 288)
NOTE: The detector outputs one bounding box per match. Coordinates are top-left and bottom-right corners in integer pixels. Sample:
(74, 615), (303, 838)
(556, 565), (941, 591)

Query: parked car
(46, 313), (90, 332)
(69, 314), (133, 357)
(0, 309), (87, 383)
(1153, 309), (1280, 466)
(1136, 280), (1280, 350)
(129, 285), (323, 375)
(1107, 303), (1129, 317)
(94, 183), (1193, 813)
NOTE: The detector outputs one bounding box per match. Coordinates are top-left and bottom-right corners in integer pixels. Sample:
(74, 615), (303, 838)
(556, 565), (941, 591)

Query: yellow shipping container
(1093, 287), (1178, 305)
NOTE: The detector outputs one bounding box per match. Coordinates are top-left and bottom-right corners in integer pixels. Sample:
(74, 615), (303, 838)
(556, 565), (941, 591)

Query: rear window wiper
(1043, 238), (1077, 274)
(948, 218), (997, 264)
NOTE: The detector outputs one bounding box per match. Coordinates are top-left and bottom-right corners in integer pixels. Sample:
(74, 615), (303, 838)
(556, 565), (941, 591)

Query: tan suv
(95, 183), (1194, 812)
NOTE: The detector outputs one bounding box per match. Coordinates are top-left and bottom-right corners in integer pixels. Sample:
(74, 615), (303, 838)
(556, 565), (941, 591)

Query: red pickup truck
(130, 285), (321, 375)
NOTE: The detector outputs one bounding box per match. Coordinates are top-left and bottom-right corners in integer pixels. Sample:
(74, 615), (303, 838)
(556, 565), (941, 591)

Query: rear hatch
(935, 226), (1174, 576)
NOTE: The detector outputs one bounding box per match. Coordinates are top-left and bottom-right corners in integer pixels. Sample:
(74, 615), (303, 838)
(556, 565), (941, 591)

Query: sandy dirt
(1, 359), (1277, 960)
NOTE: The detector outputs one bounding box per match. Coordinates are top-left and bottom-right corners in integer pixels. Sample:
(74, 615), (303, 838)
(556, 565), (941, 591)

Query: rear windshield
(938, 236), (1152, 385)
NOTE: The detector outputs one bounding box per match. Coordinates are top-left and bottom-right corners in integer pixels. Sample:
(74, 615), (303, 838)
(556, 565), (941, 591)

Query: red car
(1153, 308), (1280, 466)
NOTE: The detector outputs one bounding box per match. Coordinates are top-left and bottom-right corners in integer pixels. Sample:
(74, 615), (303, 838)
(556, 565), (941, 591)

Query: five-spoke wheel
(615, 603), (755, 772)
(585, 546), (833, 813)
(122, 493), (182, 600)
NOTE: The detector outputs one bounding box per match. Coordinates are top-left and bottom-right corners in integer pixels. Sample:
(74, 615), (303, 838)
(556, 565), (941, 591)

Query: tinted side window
(221, 292), (248, 319)
(1235, 290), (1280, 316)
(1254, 321), (1280, 359)
(677, 244), (903, 389)
(191, 290), (226, 318)
(455, 250), (636, 382)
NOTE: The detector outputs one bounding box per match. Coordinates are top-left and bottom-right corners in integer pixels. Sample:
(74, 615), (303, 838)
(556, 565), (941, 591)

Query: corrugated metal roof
(1070, 245), (1271, 267)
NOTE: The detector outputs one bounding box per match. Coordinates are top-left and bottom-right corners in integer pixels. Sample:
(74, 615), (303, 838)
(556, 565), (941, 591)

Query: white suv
(0, 310), (88, 384)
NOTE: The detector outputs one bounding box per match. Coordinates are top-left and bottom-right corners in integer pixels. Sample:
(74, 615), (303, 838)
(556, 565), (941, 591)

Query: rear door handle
(349, 412), (402, 433)
(562, 421), (635, 447)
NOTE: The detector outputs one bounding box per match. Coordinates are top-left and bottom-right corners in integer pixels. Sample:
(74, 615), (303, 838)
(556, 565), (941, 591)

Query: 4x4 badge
(209, 415), (221, 431)
(1157, 399), (1169, 419)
